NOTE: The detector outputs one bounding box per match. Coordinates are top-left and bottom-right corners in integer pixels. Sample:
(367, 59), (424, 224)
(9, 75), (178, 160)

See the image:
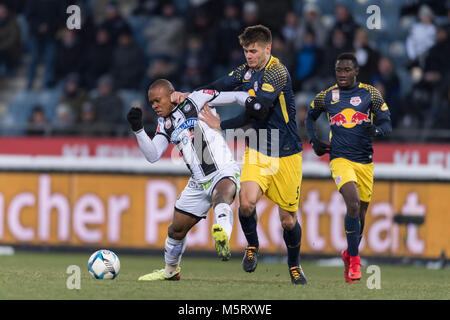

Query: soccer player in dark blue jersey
(305, 52), (392, 283)
(173, 25), (307, 285)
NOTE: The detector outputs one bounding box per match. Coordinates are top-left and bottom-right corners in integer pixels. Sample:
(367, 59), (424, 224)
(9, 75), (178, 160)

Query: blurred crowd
(0, 0), (449, 141)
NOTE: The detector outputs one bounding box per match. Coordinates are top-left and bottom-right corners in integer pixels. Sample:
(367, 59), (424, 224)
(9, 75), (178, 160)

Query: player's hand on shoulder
(171, 91), (190, 104)
(310, 137), (331, 156)
(199, 104), (221, 131)
(127, 107), (143, 132)
(244, 96), (269, 121)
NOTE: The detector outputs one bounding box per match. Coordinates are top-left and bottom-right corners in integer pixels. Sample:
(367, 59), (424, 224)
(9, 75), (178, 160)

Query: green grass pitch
(0, 251), (448, 300)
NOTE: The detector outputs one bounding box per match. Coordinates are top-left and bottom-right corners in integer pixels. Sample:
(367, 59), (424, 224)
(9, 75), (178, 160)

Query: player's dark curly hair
(336, 52), (359, 69)
(238, 24), (272, 47)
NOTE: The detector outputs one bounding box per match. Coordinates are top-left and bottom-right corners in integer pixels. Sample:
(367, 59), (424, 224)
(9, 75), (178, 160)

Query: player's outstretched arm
(126, 107), (169, 163)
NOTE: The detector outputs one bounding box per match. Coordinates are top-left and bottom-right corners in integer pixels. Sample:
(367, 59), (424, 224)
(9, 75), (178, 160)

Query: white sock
(214, 203), (233, 239)
(164, 236), (186, 271)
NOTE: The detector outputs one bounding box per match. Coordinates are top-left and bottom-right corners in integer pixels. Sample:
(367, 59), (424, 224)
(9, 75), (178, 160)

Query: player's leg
(238, 180), (264, 271)
(138, 210), (200, 281)
(266, 152), (305, 284)
(279, 208), (307, 285)
(359, 201), (369, 245)
(210, 177), (237, 261)
(354, 162), (374, 247)
(330, 158), (361, 282)
(339, 181), (362, 281)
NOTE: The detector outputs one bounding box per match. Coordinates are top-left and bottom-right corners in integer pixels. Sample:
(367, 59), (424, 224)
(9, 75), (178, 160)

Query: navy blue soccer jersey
(309, 82), (391, 163)
(209, 56), (302, 158)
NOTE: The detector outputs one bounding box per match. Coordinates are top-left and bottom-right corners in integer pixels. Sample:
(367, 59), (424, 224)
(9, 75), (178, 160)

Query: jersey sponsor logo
(350, 96), (362, 106)
(202, 89), (214, 96)
(329, 108), (370, 128)
(170, 118), (198, 143)
(381, 103), (389, 111)
(261, 83), (274, 92)
(332, 89), (339, 102)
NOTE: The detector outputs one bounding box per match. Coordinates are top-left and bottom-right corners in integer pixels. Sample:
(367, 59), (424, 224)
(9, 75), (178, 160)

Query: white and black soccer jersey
(135, 89), (249, 183)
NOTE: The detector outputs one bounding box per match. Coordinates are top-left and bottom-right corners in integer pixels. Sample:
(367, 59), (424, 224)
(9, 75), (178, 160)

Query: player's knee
(346, 200), (360, 217)
(212, 192), (234, 207)
(212, 179), (236, 206)
(280, 213), (297, 230)
(168, 224), (186, 240)
(239, 199), (256, 216)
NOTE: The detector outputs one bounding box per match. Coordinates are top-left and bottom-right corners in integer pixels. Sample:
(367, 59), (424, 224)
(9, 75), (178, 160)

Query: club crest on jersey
(244, 70), (252, 81)
(350, 96), (362, 106)
(183, 103), (191, 112)
(332, 89), (339, 102)
(164, 118), (172, 129)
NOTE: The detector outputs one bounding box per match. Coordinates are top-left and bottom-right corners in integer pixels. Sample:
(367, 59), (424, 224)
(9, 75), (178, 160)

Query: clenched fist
(127, 107), (143, 132)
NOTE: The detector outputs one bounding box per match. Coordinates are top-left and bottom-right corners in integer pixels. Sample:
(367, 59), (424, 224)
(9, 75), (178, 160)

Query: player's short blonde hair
(238, 24), (272, 47)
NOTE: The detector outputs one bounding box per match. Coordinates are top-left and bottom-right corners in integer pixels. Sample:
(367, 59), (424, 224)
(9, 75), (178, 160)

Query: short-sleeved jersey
(156, 90), (236, 182)
(215, 56), (302, 157)
(309, 82), (391, 163)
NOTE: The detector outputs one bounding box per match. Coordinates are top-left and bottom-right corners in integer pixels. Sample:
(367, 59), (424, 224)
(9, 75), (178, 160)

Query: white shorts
(175, 164), (240, 219)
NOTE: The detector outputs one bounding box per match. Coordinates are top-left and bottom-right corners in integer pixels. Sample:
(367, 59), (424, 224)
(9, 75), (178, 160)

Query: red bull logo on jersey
(329, 108), (370, 128)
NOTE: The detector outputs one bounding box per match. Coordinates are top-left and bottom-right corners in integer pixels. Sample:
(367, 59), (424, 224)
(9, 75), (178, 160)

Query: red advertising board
(0, 137), (450, 167)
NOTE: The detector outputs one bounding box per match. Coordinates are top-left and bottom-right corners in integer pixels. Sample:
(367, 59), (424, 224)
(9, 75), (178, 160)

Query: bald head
(149, 79), (174, 94)
(148, 79), (176, 117)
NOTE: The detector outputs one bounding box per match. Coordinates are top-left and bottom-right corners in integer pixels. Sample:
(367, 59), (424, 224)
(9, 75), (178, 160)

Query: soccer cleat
(341, 250), (355, 283)
(289, 266), (307, 285)
(211, 224), (231, 261)
(138, 267), (181, 281)
(348, 255), (362, 281)
(242, 246), (258, 272)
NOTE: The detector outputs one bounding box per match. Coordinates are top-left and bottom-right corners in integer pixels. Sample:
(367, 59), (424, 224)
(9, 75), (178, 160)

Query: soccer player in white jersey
(127, 79), (261, 281)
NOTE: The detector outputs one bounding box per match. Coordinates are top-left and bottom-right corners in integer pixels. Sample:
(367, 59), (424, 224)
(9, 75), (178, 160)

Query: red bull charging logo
(329, 108), (371, 128)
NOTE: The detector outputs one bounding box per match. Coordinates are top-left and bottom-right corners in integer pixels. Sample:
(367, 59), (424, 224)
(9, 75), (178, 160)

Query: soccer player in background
(173, 25), (307, 285)
(127, 79), (260, 280)
(305, 52), (392, 283)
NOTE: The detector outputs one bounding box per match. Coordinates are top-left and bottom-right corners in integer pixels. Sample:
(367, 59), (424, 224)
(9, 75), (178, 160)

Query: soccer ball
(88, 249), (120, 279)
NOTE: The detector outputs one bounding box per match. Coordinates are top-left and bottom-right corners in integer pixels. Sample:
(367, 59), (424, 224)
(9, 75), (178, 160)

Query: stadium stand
(0, 0), (448, 140)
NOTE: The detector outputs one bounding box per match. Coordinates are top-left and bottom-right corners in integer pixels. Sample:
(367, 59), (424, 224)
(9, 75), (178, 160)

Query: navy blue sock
(344, 215), (360, 256)
(238, 209), (259, 248)
(358, 219), (365, 246)
(283, 221), (302, 268)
